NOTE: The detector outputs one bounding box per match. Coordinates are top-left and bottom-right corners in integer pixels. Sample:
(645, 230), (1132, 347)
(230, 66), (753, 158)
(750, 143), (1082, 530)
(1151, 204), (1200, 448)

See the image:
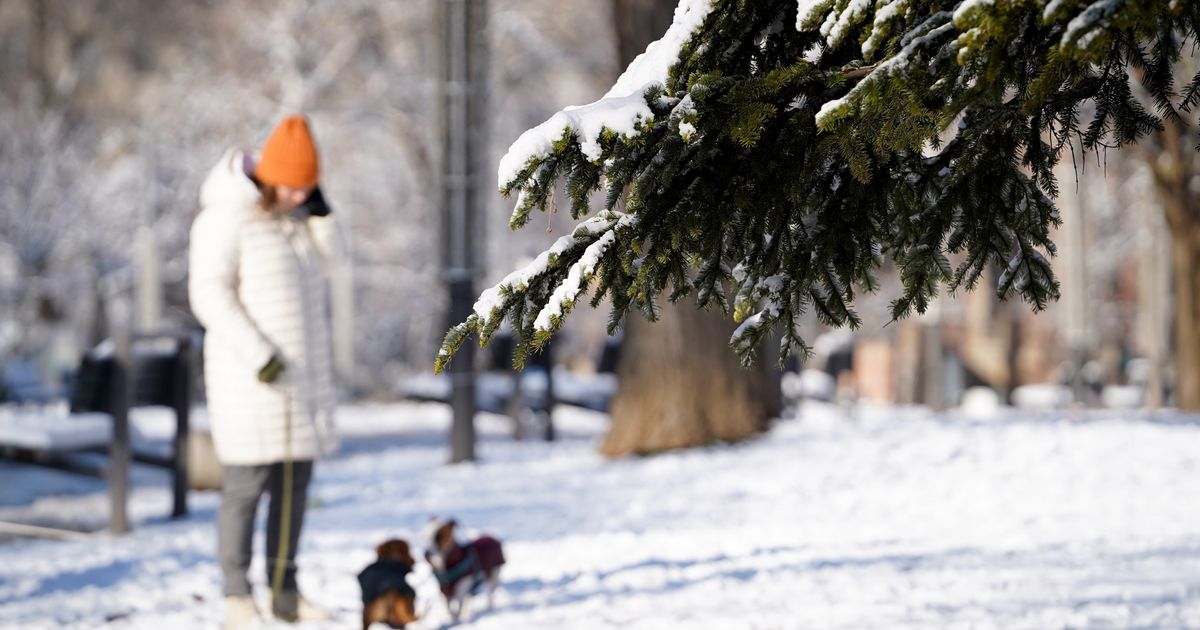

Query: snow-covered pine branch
(497, 0), (717, 195)
(437, 0), (1200, 371)
(435, 212), (634, 373)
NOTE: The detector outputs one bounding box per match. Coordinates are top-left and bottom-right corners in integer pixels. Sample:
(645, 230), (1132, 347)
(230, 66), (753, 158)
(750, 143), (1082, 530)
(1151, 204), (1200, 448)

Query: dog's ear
(396, 541), (416, 567)
(434, 521), (456, 549)
(422, 516), (442, 546)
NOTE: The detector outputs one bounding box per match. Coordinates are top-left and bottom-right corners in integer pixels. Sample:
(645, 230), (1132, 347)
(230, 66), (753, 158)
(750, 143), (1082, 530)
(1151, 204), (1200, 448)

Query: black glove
(300, 186), (332, 217)
(258, 354), (285, 384)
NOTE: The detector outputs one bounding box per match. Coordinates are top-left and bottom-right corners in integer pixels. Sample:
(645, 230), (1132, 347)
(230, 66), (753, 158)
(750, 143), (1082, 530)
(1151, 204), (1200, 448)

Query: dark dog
(423, 518), (505, 622)
(358, 539), (421, 630)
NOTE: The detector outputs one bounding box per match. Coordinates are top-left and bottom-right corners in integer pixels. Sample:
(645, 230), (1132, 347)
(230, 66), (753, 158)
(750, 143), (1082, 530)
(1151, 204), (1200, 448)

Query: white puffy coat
(188, 148), (338, 466)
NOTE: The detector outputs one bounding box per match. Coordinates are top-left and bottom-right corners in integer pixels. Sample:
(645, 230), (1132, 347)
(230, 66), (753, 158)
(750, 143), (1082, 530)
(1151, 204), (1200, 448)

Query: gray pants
(217, 460), (314, 597)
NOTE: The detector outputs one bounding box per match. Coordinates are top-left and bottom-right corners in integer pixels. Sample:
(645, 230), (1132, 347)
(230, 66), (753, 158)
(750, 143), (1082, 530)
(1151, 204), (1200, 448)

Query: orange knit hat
(255, 115), (319, 188)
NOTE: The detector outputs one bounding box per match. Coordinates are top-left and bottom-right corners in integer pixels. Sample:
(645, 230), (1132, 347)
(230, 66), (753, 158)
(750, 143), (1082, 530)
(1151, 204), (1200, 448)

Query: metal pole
(108, 327), (132, 534)
(171, 336), (191, 518)
(448, 280), (477, 462)
(440, 0), (487, 463)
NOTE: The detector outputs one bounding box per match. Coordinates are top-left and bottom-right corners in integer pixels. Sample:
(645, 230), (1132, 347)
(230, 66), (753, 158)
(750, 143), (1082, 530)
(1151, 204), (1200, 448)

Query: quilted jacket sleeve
(188, 208), (276, 371)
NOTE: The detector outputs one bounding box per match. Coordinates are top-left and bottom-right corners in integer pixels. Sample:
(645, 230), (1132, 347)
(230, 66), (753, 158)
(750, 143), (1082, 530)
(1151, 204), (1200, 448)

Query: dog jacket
(432, 536), (506, 597)
(357, 559), (416, 604)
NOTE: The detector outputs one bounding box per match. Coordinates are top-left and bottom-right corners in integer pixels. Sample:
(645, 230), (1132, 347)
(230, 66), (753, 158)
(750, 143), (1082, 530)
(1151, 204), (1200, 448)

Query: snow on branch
(862, 0), (911, 58)
(1059, 0), (1124, 52)
(796, 0), (835, 31)
(730, 273), (789, 366)
(797, 0), (912, 56)
(437, 0), (1188, 372)
(814, 13), (955, 129)
(436, 212), (629, 373)
(533, 213), (637, 335)
(472, 213), (621, 326)
(496, 0), (716, 191)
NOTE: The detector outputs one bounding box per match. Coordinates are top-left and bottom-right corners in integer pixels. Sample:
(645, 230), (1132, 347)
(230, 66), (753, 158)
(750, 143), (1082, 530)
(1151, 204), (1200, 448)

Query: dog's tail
(397, 599), (433, 630)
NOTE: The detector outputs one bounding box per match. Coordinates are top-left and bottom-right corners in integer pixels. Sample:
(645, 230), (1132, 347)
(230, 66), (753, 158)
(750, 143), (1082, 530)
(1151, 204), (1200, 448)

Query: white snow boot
(222, 595), (262, 630)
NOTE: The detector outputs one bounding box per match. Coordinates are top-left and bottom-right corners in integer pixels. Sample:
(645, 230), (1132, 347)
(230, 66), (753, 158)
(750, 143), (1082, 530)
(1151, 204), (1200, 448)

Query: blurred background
(0, 0), (1189, 415)
(0, 0), (620, 404)
(1, 2), (1200, 627)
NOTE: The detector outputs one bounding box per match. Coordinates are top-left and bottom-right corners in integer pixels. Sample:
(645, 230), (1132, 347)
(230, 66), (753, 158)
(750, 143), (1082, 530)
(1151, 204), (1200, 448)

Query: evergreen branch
(435, 0), (1200, 371)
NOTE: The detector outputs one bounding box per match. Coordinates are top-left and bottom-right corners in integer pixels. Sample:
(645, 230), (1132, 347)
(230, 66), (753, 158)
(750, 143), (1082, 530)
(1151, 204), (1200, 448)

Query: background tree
(602, 0), (778, 457)
(0, 0), (619, 397)
(438, 0), (1200, 408)
(1129, 53), (1200, 409)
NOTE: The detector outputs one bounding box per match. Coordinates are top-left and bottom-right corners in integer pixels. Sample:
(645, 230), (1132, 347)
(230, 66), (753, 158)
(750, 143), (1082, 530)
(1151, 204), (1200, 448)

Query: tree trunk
(1168, 228), (1200, 409)
(601, 294), (778, 456)
(602, 0), (778, 456)
(1146, 116), (1200, 410)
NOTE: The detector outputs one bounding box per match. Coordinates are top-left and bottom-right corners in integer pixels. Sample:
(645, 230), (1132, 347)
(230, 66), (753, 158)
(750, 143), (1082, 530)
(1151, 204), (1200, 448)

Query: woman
(189, 115), (338, 629)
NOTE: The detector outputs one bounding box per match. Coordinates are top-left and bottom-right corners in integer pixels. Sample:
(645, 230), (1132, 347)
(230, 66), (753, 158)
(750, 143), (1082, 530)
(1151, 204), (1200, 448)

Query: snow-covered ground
(3, 401), (1200, 629)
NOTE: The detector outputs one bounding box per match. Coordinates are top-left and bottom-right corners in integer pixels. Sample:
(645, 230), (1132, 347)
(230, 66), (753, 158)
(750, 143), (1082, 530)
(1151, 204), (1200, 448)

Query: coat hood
(200, 148), (260, 212)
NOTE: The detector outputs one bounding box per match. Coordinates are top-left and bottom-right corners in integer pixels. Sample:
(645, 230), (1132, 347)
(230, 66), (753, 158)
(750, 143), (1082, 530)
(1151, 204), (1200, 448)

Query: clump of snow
(497, 0), (716, 189)
(501, 94), (654, 172)
(1060, 0), (1122, 52)
(796, 0), (834, 30)
(862, 0), (910, 58)
(601, 0), (712, 101)
(782, 368), (837, 402)
(951, 0), (995, 24)
(532, 215), (635, 333)
(1042, 0), (1072, 21)
(731, 270), (788, 351)
(958, 385), (1004, 420)
(1102, 385), (1144, 410)
(1012, 383), (1073, 410)
(998, 246), (1027, 291)
(826, 0), (875, 48)
(670, 93), (698, 141)
(730, 308), (766, 341)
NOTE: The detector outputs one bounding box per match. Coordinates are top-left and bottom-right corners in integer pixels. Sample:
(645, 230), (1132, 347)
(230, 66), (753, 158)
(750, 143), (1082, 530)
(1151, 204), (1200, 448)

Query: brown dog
(358, 539), (421, 630)
(423, 518), (505, 623)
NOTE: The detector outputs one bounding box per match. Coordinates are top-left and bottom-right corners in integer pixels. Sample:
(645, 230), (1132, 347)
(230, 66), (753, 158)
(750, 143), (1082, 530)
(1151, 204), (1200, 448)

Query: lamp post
(439, 0), (487, 463)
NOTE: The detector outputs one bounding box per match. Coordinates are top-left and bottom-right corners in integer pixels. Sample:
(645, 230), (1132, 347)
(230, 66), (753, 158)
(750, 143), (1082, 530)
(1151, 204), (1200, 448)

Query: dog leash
(267, 218), (338, 613)
(433, 547), (484, 593)
(270, 220), (309, 606)
(270, 392), (295, 604)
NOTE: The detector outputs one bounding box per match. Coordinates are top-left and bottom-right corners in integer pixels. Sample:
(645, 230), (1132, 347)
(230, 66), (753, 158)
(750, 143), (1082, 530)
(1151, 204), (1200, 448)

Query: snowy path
(2, 402), (1200, 629)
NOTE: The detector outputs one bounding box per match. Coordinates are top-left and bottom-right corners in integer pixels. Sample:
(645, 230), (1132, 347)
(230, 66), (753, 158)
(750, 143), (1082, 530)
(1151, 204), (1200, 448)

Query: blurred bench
(0, 334), (193, 533)
(399, 333), (621, 442)
(0, 359), (64, 404)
